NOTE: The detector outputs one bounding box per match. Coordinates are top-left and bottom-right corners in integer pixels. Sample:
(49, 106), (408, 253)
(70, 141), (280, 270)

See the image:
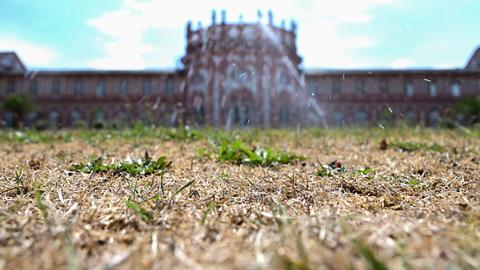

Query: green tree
(453, 96), (480, 125)
(2, 95), (34, 128)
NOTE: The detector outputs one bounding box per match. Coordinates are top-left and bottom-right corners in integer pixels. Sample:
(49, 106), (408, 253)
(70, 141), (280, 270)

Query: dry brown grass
(0, 128), (479, 270)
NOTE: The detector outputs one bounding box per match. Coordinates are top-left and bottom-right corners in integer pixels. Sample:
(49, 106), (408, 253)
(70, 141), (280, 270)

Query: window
(71, 110), (82, 126)
(279, 106), (290, 126)
(7, 79), (15, 94)
(404, 81), (414, 97)
(332, 78), (341, 94)
(52, 79), (61, 96)
(354, 110), (369, 125)
(450, 82), (461, 97)
(49, 110), (59, 129)
(143, 79), (152, 96)
(379, 78), (389, 93)
(166, 77), (174, 96)
(428, 110), (440, 126)
(193, 97), (205, 125)
(96, 80), (105, 97)
(356, 78), (365, 94)
(120, 79), (128, 96)
(333, 111), (344, 126)
(404, 110), (417, 123)
(74, 80), (83, 96)
(26, 112), (38, 128)
(428, 82), (437, 97)
(29, 80), (38, 96)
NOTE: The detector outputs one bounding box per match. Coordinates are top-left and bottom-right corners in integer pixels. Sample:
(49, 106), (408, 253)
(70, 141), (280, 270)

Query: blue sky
(1, 0), (479, 70)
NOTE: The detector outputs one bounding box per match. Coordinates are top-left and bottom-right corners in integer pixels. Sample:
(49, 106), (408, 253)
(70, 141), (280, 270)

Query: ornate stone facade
(182, 11), (304, 128)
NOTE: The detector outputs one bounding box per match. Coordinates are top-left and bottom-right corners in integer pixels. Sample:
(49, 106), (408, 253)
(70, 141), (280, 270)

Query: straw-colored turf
(0, 128), (479, 270)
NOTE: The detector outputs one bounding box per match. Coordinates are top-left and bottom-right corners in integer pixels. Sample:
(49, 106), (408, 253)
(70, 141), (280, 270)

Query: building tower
(182, 10), (305, 128)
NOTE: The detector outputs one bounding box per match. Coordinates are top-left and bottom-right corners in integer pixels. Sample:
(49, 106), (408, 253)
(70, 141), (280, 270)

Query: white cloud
(87, 0), (397, 69)
(391, 57), (414, 69)
(0, 37), (58, 67)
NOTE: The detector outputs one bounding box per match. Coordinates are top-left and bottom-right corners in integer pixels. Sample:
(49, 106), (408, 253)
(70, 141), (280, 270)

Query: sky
(0, 0), (479, 70)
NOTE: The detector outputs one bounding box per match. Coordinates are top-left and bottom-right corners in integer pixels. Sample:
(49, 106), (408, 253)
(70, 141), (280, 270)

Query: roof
(465, 46), (480, 69)
(0, 52), (27, 74)
(304, 67), (478, 77)
(26, 69), (181, 76)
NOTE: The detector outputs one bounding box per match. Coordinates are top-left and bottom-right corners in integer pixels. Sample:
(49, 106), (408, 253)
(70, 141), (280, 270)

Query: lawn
(0, 127), (479, 269)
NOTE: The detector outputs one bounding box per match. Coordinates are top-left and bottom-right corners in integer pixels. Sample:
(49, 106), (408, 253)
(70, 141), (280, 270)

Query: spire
(281, 19), (286, 29)
(257, 10), (263, 22)
(268, 10), (273, 25)
(221, 10), (226, 25)
(186, 20), (192, 35)
(211, 10), (216, 25)
(239, 14), (244, 22)
(290, 19), (297, 33)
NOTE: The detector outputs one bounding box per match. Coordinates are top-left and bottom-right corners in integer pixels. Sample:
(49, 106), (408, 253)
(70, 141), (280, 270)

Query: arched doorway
(225, 88), (255, 129)
(192, 93), (206, 126)
(278, 91), (293, 127)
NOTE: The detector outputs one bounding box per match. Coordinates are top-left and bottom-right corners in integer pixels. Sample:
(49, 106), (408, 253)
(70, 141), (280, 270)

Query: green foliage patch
(70, 152), (171, 176)
(390, 141), (444, 152)
(216, 140), (305, 166)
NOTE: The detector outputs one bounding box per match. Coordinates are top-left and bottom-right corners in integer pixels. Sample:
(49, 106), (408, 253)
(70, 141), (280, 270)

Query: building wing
(0, 52), (27, 74)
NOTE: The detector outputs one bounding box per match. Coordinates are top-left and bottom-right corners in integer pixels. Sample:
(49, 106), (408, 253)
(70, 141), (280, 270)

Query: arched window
(49, 110), (59, 129)
(354, 110), (369, 125)
(404, 81), (414, 97)
(228, 103), (253, 127)
(96, 80), (105, 97)
(52, 79), (61, 96)
(74, 80), (83, 96)
(29, 80), (38, 96)
(356, 78), (365, 94)
(428, 82), (437, 97)
(450, 82), (462, 97)
(71, 110), (82, 126)
(143, 79), (152, 96)
(193, 96), (205, 126)
(404, 110), (417, 124)
(3, 112), (14, 127)
(7, 79), (15, 94)
(120, 80), (128, 96)
(428, 110), (440, 126)
(332, 78), (341, 95)
(279, 106), (290, 126)
(333, 111), (344, 126)
(379, 78), (389, 94)
(26, 112), (38, 127)
(165, 77), (174, 96)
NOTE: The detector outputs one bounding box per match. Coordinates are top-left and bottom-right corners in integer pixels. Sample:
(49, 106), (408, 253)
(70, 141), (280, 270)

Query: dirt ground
(0, 128), (479, 270)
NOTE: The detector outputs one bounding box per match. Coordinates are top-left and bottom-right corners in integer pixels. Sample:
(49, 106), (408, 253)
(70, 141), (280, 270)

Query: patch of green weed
(217, 140), (305, 166)
(71, 152), (171, 176)
(390, 141), (444, 152)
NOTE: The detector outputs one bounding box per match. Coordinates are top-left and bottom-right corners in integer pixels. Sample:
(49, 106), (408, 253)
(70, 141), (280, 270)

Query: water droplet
(424, 78), (431, 82)
(378, 123), (385, 129)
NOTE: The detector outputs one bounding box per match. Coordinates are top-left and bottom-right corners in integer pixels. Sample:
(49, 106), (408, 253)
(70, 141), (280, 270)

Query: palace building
(1, 11), (480, 128)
